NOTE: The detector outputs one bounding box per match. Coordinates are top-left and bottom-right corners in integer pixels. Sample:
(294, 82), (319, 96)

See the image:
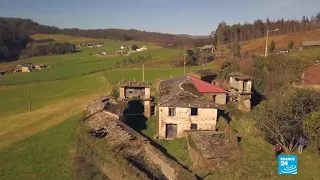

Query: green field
(1, 34), (319, 180)
(0, 114), (81, 180)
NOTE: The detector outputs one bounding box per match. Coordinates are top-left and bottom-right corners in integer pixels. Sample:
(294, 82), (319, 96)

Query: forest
(20, 42), (75, 59)
(212, 12), (320, 45)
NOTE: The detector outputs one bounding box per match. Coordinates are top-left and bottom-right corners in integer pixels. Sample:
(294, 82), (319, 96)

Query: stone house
(118, 81), (152, 118)
(157, 76), (226, 139)
(228, 75), (252, 112)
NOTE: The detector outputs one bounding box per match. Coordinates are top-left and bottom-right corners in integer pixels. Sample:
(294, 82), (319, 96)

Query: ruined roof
(158, 90), (217, 108)
(230, 72), (252, 80)
(188, 131), (236, 159)
(302, 40), (320, 46)
(118, 80), (151, 88)
(159, 76), (187, 88)
(158, 75), (226, 108)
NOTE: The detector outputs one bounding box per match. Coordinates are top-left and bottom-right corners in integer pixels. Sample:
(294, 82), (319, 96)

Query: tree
(218, 61), (232, 79)
(288, 40), (294, 50)
(111, 87), (119, 99)
(131, 44), (139, 50)
(303, 112), (320, 155)
(269, 40), (276, 52)
(253, 89), (320, 154)
(231, 43), (241, 58)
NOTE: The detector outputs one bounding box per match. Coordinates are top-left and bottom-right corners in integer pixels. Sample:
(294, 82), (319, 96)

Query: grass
(0, 48), (179, 85)
(0, 72), (108, 116)
(0, 114), (81, 180)
(142, 116), (191, 167)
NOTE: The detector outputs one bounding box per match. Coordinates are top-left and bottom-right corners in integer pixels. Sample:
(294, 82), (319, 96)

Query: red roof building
(188, 76), (227, 93)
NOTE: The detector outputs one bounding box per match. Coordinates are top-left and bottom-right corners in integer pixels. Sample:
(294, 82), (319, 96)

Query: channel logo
(278, 155), (297, 175)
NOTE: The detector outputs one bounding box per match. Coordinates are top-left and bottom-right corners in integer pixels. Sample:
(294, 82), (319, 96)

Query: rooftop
(189, 76), (227, 93)
(230, 73), (252, 81)
(118, 80), (151, 88)
(301, 40), (320, 46)
(158, 75), (226, 108)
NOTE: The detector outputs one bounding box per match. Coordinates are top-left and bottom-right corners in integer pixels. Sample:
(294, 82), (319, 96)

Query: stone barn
(118, 80), (152, 118)
(229, 75), (252, 112)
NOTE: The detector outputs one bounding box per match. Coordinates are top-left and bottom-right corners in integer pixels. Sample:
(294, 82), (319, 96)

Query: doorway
(165, 124), (177, 138)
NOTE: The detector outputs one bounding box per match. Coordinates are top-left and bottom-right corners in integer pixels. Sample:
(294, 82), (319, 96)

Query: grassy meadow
(0, 33), (320, 180)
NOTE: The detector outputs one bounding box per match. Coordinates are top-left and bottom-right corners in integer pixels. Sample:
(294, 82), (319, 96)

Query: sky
(1, 0), (320, 35)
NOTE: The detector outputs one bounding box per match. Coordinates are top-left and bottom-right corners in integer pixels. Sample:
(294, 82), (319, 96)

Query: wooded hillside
(213, 12), (320, 45)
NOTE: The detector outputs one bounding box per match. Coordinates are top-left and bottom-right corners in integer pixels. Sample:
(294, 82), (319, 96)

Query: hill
(240, 29), (320, 53)
(0, 17), (194, 45)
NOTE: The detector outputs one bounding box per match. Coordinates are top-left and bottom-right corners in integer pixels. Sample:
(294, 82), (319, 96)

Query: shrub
(303, 112), (320, 155)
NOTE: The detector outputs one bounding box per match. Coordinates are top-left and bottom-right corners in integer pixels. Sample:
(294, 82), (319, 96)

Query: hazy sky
(1, 0), (320, 35)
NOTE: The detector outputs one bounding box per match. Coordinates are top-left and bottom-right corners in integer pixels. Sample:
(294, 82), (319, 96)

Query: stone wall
(158, 106), (217, 139)
(145, 144), (196, 180)
(203, 93), (227, 105)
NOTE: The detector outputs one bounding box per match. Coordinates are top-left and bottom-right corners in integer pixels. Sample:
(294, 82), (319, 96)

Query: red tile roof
(188, 76), (227, 93)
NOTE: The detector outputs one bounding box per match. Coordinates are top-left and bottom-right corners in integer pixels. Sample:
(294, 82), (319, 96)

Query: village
(79, 38), (320, 179)
(82, 67), (255, 179)
(0, 63), (52, 75)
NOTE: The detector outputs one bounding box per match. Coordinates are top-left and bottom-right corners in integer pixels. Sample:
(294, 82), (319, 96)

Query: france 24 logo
(278, 155), (297, 175)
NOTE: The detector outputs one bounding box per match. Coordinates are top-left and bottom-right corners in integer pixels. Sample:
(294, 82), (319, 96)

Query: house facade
(158, 100), (218, 139)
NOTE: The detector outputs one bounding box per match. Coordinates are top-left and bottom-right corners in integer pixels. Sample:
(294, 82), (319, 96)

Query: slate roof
(158, 75), (226, 108)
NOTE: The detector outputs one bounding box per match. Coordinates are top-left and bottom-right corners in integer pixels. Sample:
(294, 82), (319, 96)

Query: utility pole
(142, 64), (145, 82)
(264, 30), (269, 57)
(28, 87), (32, 111)
(265, 29), (279, 57)
(183, 52), (186, 75)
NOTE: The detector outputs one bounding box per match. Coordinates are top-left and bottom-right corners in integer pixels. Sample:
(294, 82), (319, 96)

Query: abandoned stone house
(118, 80), (152, 118)
(157, 76), (227, 139)
(228, 75), (252, 112)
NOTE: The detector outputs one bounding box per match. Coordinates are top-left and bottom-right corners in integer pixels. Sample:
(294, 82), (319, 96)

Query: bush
(303, 112), (320, 155)
(269, 40), (276, 52)
(288, 40), (294, 50)
(111, 87), (119, 99)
